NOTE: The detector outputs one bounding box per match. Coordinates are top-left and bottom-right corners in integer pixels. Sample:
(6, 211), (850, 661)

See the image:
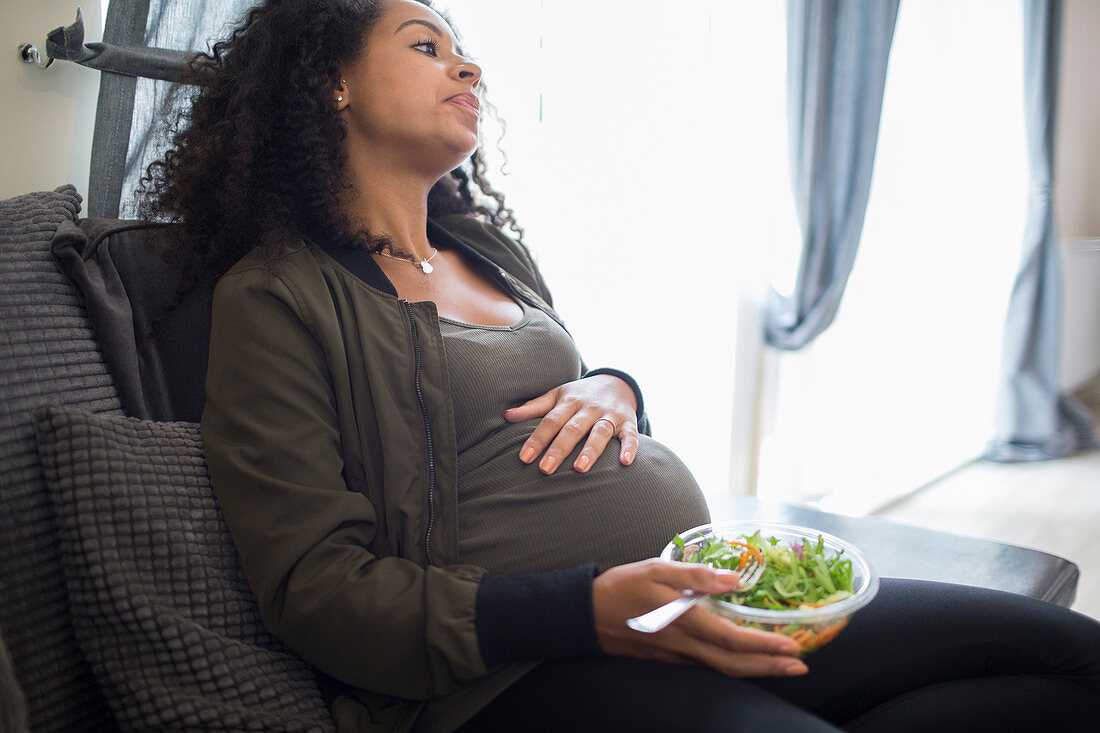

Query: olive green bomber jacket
(201, 214), (646, 731)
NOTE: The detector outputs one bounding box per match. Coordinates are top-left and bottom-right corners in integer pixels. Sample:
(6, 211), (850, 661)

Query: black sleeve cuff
(475, 563), (601, 666)
(581, 367), (651, 436)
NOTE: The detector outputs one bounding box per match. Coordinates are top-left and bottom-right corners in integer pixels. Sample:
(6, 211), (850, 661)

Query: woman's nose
(453, 59), (482, 88)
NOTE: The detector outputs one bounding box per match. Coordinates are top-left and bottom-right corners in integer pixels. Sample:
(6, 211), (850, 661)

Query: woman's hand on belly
(503, 375), (639, 475)
(592, 560), (809, 678)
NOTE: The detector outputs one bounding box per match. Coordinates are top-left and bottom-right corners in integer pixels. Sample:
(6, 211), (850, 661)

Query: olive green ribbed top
(439, 300), (709, 574)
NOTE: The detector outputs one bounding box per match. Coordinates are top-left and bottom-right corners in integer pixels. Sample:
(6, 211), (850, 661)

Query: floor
(874, 378), (1100, 621)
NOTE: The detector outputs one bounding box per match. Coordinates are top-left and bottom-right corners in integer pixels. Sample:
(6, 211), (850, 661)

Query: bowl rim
(660, 520), (880, 623)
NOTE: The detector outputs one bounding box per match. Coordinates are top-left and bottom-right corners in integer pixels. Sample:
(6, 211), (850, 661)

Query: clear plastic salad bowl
(659, 521), (879, 655)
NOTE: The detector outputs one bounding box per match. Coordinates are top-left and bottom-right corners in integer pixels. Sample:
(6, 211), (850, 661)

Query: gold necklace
(371, 245), (435, 270)
(375, 246), (439, 274)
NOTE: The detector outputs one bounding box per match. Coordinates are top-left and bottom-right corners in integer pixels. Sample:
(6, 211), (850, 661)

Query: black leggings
(459, 579), (1100, 732)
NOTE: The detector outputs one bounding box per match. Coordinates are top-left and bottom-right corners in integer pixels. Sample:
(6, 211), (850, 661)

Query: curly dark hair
(139, 0), (521, 281)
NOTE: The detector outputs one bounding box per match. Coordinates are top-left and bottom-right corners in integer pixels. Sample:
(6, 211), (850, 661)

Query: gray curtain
(87, 0), (153, 218)
(765, 0), (900, 350)
(78, 0), (256, 218)
(986, 0), (1097, 462)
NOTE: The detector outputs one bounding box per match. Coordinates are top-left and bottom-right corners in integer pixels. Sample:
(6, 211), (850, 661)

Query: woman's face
(338, 0), (482, 175)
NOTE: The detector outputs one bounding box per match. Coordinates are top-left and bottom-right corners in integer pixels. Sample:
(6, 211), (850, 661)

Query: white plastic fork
(626, 554), (766, 634)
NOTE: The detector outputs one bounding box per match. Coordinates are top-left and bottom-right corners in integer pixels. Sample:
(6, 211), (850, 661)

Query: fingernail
(539, 457), (555, 473)
(785, 661), (808, 676)
(622, 451), (633, 464)
(713, 568), (738, 577)
(575, 455), (590, 471)
(520, 447), (535, 463)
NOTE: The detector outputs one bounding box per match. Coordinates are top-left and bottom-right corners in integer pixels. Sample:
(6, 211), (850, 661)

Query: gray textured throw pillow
(0, 184), (119, 732)
(34, 404), (335, 732)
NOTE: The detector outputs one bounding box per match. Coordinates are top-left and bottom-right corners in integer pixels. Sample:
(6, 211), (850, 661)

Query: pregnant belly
(456, 422), (710, 574)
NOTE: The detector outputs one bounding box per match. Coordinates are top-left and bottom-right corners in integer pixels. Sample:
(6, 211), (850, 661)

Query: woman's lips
(446, 93), (480, 118)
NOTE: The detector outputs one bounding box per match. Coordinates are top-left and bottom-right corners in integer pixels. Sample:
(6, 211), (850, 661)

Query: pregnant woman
(142, 0), (1100, 730)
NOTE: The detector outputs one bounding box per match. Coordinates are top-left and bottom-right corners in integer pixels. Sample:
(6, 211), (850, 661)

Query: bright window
(755, 0), (1027, 513)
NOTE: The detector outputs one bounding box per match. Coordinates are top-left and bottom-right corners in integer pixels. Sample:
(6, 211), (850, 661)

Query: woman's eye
(412, 39), (438, 57)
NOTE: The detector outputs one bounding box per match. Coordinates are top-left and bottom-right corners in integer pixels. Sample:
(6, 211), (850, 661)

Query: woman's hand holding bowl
(592, 559), (810, 678)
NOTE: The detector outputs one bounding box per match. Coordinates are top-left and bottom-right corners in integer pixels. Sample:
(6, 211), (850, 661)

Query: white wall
(1056, 0), (1100, 239)
(1061, 239), (1100, 390)
(1056, 0), (1100, 390)
(0, 0), (103, 201)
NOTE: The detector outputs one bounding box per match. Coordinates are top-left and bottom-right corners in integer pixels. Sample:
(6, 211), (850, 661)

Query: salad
(674, 530), (854, 610)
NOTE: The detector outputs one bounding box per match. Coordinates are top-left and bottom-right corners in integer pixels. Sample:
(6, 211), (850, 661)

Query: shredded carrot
(724, 540), (765, 570)
(808, 619), (848, 649)
(788, 628), (814, 648)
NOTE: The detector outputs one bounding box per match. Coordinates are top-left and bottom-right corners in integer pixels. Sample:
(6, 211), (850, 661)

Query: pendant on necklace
(419, 260), (434, 274)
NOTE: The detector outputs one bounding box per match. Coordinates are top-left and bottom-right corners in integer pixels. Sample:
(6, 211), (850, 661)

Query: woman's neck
(340, 162), (437, 259)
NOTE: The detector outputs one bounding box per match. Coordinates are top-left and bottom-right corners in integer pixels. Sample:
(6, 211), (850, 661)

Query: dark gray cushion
(34, 405), (336, 731)
(0, 185), (119, 732)
(51, 219), (215, 423)
(0, 630), (27, 733)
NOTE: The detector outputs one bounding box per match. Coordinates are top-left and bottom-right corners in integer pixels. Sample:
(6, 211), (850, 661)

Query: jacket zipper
(401, 299), (437, 568)
(390, 702), (412, 733)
